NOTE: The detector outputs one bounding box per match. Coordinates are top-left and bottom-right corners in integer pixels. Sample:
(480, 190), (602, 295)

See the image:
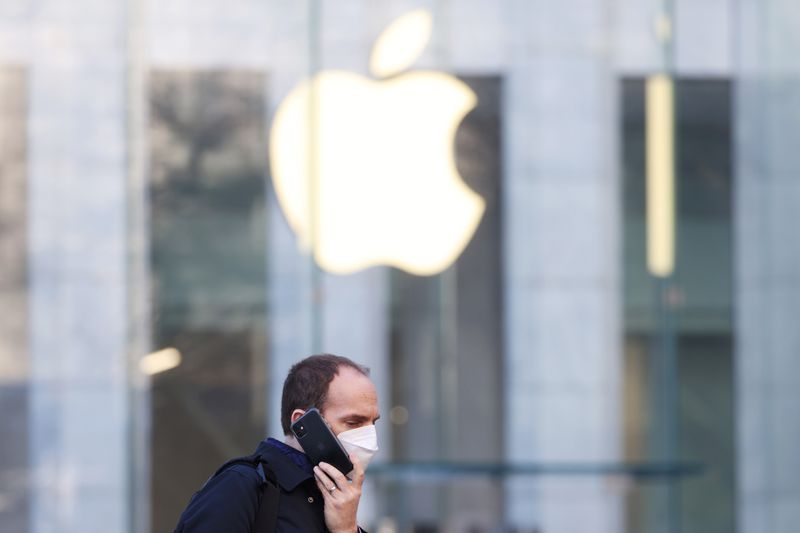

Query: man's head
(281, 354), (380, 437)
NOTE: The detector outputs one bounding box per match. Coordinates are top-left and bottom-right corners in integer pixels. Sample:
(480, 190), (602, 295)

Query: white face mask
(337, 424), (379, 471)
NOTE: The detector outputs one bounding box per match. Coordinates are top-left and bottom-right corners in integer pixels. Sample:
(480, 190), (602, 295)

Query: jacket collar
(255, 439), (315, 492)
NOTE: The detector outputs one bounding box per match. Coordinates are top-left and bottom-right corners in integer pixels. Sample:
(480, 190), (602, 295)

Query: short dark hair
(281, 353), (370, 435)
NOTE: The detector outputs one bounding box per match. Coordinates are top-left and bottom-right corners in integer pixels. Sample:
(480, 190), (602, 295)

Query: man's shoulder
(219, 463), (263, 483)
(200, 462), (262, 500)
(173, 455), (267, 532)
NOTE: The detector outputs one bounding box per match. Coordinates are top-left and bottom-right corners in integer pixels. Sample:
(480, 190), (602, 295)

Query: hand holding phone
(291, 408), (354, 475)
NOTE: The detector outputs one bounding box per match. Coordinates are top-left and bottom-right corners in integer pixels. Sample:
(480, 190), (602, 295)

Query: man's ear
(290, 409), (306, 425)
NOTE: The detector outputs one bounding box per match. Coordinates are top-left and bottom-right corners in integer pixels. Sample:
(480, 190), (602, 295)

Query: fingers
(313, 474), (334, 502)
(313, 465), (337, 494)
(316, 461), (350, 488)
(315, 461), (365, 498)
(314, 462), (362, 533)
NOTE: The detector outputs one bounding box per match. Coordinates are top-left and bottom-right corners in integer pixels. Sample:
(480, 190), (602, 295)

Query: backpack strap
(253, 461), (280, 532)
(208, 452), (261, 480)
(207, 452), (280, 532)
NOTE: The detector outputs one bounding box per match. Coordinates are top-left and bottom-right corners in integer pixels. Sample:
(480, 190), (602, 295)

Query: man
(174, 354), (380, 532)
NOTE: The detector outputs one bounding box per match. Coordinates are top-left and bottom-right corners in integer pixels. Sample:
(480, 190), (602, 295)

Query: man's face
(320, 366), (380, 435)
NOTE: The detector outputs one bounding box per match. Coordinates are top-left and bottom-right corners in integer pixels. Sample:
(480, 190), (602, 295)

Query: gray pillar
(736, 1), (800, 531)
(504, 1), (623, 531)
(27, 2), (129, 531)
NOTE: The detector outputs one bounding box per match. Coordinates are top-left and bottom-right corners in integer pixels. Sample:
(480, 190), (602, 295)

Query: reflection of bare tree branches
(151, 76), (237, 160)
(148, 70), (269, 330)
(149, 72), (267, 212)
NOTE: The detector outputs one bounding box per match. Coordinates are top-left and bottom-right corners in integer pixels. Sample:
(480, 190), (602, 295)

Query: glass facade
(0, 1), (799, 532)
(622, 77), (734, 533)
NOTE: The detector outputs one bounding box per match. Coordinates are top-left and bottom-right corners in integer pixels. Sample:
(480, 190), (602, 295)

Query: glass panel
(148, 71), (269, 533)
(0, 65), (28, 533)
(388, 75), (503, 529)
(622, 78), (734, 533)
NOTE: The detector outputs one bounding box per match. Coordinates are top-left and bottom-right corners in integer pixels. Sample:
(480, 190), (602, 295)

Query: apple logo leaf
(369, 9), (433, 79)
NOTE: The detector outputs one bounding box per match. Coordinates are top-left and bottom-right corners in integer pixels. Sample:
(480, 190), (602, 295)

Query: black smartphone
(291, 408), (354, 475)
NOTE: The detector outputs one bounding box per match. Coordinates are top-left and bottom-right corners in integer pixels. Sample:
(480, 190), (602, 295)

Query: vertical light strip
(125, 0), (152, 531)
(646, 74), (675, 277)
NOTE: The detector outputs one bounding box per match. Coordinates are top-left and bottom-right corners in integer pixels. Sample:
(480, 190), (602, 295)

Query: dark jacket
(175, 439), (328, 532)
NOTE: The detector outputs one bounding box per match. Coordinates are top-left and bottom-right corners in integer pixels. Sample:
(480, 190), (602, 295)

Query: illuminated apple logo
(269, 9), (485, 276)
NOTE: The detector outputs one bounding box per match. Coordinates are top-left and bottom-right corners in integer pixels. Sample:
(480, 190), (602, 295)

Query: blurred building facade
(0, 1), (798, 532)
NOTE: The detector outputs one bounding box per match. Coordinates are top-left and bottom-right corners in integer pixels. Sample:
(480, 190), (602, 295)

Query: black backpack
(174, 452), (280, 532)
